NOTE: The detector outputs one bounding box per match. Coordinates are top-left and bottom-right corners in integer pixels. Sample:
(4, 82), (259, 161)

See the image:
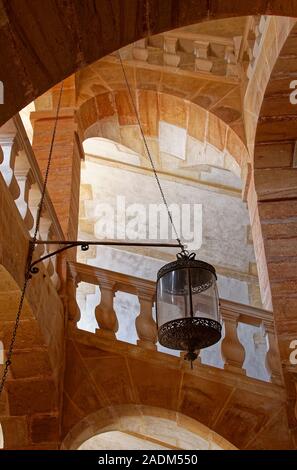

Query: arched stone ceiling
(1, 1), (297, 126)
(76, 52), (244, 141)
(76, 89), (247, 176)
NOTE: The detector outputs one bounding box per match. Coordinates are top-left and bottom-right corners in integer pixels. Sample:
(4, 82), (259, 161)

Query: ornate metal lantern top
(156, 251), (221, 366)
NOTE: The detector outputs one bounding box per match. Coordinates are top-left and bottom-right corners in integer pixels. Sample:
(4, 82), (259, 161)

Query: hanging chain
(118, 53), (184, 251)
(145, 0), (151, 39)
(0, 81), (64, 397)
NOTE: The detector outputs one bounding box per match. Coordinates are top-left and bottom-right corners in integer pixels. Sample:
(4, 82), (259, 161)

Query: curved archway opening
(62, 405), (237, 451)
(77, 90), (267, 379)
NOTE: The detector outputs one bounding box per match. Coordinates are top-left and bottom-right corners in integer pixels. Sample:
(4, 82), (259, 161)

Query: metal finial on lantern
(156, 250), (221, 366)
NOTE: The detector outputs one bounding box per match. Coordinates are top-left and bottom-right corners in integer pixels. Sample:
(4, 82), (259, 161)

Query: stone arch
(61, 404), (237, 450)
(243, 16), (296, 157)
(2, 3), (297, 126)
(250, 22), (297, 429)
(76, 55), (244, 140)
(77, 89), (247, 179)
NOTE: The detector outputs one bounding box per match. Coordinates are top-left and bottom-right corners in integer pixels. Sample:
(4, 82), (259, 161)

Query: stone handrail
(68, 261), (283, 385)
(0, 114), (64, 288)
(13, 114), (64, 240)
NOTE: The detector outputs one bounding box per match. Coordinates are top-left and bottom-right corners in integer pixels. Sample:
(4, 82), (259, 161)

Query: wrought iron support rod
(32, 240), (182, 247)
(28, 240), (182, 276)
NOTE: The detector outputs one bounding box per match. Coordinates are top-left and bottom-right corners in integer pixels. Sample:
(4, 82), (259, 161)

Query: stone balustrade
(68, 261), (282, 385)
(127, 30), (243, 79)
(0, 114), (64, 289)
(112, 16), (270, 83)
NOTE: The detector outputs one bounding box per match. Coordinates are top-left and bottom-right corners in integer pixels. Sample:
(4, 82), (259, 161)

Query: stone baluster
(225, 45), (237, 64)
(67, 274), (81, 325)
(28, 183), (42, 237)
(0, 135), (20, 200)
(253, 16), (267, 57)
(135, 290), (157, 350)
(194, 40), (213, 72)
(39, 217), (54, 274)
(258, 16), (268, 34)
(246, 17), (260, 79)
(28, 185), (53, 280)
(221, 309), (246, 374)
(47, 225), (62, 289)
(132, 38), (149, 62)
(253, 25), (261, 55)
(163, 36), (180, 67)
(14, 151), (34, 231)
(95, 280), (118, 339)
(225, 43), (240, 78)
(49, 254), (60, 290)
(262, 320), (283, 385)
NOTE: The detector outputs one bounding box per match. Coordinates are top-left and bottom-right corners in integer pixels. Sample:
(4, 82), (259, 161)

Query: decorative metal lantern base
(158, 317), (222, 358)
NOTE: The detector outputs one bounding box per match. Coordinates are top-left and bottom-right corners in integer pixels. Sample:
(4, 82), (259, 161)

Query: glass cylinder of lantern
(156, 252), (221, 363)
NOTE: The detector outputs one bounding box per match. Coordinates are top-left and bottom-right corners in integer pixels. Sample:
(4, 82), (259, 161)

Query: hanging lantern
(156, 251), (221, 364)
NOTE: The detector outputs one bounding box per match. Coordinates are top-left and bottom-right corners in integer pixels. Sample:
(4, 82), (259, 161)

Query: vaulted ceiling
(1, 1), (297, 126)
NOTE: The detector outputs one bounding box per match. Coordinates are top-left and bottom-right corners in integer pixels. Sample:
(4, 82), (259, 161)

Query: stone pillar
(30, 77), (83, 242)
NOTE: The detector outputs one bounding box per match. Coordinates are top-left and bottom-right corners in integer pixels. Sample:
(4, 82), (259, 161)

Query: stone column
(30, 77), (83, 243)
